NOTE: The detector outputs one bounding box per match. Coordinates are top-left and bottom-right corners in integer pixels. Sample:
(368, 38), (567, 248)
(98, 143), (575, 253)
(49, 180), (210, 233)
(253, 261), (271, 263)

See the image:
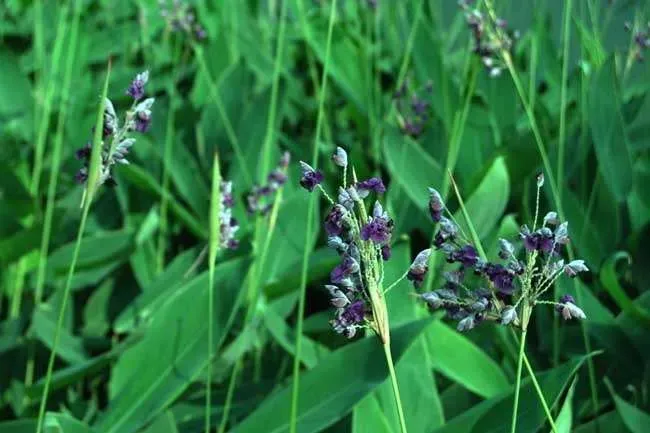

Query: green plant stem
(554, 0), (573, 369)
(510, 328), (527, 433)
(502, 45), (599, 421)
(289, 1), (337, 432)
(35, 204), (91, 433)
(205, 152), (222, 433)
(258, 0), (289, 181)
(218, 357), (243, 433)
(522, 354), (559, 433)
(383, 342), (409, 433)
(36, 61), (111, 433)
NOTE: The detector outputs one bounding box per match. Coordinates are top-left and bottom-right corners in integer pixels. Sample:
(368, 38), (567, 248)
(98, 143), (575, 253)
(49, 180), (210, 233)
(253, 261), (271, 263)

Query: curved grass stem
(510, 329), (527, 433)
(36, 204), (91, 433)
(522, 354), (559, 433)
(384, 342), (409, 433)
(205, 152), (222, 433)
(289, 1), (337, 432)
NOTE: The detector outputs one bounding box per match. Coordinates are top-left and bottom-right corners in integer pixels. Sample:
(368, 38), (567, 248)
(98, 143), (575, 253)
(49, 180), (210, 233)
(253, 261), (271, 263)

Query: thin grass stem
(205, 152), (222, 433)
(510, 328), (527, 433)
(35, 62), (112, 433)
(289, 1), (337, 432)
(383, 342), (409, 433)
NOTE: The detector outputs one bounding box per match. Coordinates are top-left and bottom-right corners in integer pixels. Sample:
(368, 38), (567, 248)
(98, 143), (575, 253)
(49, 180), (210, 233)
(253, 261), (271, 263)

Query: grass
(1, 1), (648, 433)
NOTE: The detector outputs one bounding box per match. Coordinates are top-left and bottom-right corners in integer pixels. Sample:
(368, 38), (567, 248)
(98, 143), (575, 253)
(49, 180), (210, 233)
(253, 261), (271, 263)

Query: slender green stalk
(35, 64), (112, 433)
(205, 152), (222, 433)
(35, 208), (91, 433)
(26, 0), (82, 390)
(289, 1), (337, 432)
(553, 0), (573, 368)
(258, 0), (289, 181)
(384, 342), (409, 433)
(522, 355), (559, 433)
(498, 22), (599, 422)
(510, 328), (527, 433)
(452, 171), (559, 425)
(30, 4), (68, 198)
(218, 357), (242, 433)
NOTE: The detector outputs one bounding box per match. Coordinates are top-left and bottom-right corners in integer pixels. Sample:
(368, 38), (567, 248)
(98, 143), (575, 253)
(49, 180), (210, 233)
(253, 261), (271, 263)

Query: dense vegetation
(1, 0), (650, 432)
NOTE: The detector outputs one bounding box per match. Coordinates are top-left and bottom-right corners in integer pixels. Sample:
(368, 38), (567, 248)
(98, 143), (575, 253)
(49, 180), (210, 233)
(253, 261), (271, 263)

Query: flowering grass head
(246, 152), (290, 216)
(393, 79), (433, 138)
(417, 174), (588, 332)
(300, 148), (407, 343)
(459, 0), (519, 77)
(159, 0), (206, 40)
(75, 71), (155, 189)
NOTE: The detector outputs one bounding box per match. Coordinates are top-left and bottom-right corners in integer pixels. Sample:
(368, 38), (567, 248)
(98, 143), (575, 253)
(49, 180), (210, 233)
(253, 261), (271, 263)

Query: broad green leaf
(383, 129), (443, 213)
(600, 251), (650, 327)
(113, 248), (203, 333)
(352, 395), (394, 433)
(555, 378), (577, 433)
(46, 230), (134, 276)
(141, 411), (179, 433)
(166, 129), (210, 221)
(573, 411), (630, 433)
(0, 49), (32, 117)
(605, 379), (650, 433)
(97, 257), (248, 433)
(426, 321), (510, 398)
(588, 56), (633, 201)
(431, 354), (594, 433)
(119, 164), (208, 239)
(32, 306), (88, 364)
(0, 414), (93, 433)
(454, 156), (510, 240)
(0, 223), (43, 265)
(229, 319), (434, 433)
(263, 305), (330, 369)
(43, 412), (95, 433)
(304, 19), (368, 113)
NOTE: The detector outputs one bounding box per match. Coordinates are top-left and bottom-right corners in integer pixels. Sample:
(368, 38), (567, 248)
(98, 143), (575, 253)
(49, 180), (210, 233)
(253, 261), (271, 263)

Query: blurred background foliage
(1, 0), (650, 432)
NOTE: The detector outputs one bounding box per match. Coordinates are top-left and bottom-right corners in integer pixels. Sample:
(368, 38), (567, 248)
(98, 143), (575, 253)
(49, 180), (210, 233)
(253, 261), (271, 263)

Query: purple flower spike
(75, 143), (91, 161)
(556, 294), (586, 320)
(331, 300), (366, 338)
(360, 202), (393, 245)
(75, 168), (88, 184)
(381, 244), (392, 261)
(331, 255), (359, 284)
(428, 188), (444, 222)
(299, 161), (324, 192)
(341, 300), (365, 324)
(325, 204), (348, 236)
(564, 260), (588, 277)
(126, 70), (149, 101)
(407, 249), (431, 288)
(357, 177), (386, 196)
(484, 263), (515, 294)
(452, 245), (479, 267)
(332, 147), (348, 168)
(135, 111), (151, 132)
